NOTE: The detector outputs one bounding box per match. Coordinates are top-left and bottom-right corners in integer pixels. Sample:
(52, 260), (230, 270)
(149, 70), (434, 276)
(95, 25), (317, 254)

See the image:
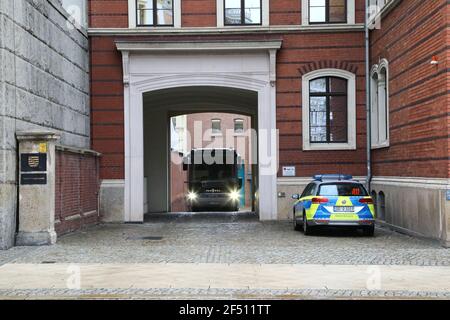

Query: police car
(292, 175), (376, 236)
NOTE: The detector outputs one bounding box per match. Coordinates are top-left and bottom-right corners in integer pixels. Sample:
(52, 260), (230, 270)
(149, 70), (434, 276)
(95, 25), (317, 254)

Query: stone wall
(0, 0), (89, 249)
(371, 178), (450, 247)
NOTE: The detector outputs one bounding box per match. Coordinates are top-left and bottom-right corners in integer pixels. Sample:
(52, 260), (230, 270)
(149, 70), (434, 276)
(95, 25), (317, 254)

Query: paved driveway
(0, 213), (449, 299)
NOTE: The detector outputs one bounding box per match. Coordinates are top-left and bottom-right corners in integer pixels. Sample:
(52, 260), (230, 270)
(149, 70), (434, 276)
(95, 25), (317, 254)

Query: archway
(117, 40), (281, 222)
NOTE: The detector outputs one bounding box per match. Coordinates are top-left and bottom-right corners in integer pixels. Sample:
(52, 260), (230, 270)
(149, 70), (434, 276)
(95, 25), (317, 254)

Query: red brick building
(88, 0), (450, 246)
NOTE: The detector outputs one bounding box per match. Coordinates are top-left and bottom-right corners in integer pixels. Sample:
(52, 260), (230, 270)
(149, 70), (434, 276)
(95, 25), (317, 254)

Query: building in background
(170, 113), (253, 211)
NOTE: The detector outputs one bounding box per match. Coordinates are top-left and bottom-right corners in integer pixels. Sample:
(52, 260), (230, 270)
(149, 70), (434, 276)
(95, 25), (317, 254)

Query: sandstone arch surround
(115, 40), (282, 223)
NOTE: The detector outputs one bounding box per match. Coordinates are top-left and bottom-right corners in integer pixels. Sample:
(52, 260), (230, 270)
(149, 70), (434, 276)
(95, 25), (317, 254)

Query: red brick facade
(370, 0), (449, 178)
(182, 0), (217, 27)
(90, 30), (366, 179)
(89, 0), (449, 180)
(89, 0), (129, 28)
(55, 149), (101, 235)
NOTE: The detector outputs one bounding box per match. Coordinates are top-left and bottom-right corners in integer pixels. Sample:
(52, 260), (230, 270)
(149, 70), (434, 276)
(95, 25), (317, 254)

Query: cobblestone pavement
(0, 213), (449, 299)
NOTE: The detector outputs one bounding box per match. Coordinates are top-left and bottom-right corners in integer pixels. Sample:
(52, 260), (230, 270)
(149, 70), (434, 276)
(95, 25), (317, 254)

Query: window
(136, 0), (174, 26)
(302, 0), (354, 26)
(224, 0), (262, 25)
(302, 69), (356, 151)
(309, 77), (348, 143)
(211, 119), (222, 135)
(368, 0), (391, 14)
(318, 183), (368, 196)
(301, 183), (317, 198)
(234, 119), (244, 133)
(370, 60), (389, 148)
(309, 0), (347, 24)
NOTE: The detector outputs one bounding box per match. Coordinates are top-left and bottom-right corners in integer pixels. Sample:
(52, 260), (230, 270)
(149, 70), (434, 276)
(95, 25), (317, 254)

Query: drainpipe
(365, 0), (372, 192)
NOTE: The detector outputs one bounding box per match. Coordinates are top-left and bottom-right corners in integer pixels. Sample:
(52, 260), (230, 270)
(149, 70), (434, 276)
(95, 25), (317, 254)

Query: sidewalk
(0, 263), (449, 299)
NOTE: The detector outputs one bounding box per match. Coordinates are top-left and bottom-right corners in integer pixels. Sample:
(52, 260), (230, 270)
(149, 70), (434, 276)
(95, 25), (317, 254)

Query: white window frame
(211, 118), (222, 136)
(302, 0), (355, 26)
(217, 0), (270, 27)
(129, 0), (181, 28)
(370, 59), (390, 149)
(234, 118), (245, 134)
(302, 69), (356, 151)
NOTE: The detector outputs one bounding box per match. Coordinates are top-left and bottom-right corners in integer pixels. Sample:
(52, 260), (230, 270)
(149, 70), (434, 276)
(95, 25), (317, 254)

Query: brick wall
(370, 0), (449, 178)
(91, 30), (366, 179)
(88, 0), (366, 28)
(55, 148), (101, 235)
(89, 0), (129, 28)
(90, 36), (125, 179)
(182, 0), (216, 27)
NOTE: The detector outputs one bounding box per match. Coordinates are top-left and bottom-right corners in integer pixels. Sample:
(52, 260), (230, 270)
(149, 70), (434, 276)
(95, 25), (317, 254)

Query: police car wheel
(293, 211), (301, 231)
(362, 225), (375, 237)
(303, 213), (312, 235)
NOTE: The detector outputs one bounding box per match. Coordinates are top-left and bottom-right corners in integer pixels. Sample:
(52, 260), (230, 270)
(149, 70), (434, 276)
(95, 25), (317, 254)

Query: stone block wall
(0, 0), (90, 249)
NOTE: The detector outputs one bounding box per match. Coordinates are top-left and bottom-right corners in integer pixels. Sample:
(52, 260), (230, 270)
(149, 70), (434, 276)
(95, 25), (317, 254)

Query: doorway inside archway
(142, 86), (259, 216)
(169, 111), (257, 213)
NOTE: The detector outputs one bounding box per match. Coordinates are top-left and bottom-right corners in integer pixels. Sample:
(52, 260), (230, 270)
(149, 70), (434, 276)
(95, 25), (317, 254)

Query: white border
(129, 0), (181, 28)
(302, 68), (357, 151)
(302, 0), (355, 26)
(217, 0), (270, 27)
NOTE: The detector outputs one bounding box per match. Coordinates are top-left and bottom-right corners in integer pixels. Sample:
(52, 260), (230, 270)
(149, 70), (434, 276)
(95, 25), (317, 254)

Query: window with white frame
(302, 69), (356, 150)
(217, 0), (269, 27)
(129, 0), (181, 28)
(234, 118), (245, 133)
(309, 0), (347, 24)
(370, 60), (389, 148)
(224, 0), (262, 25)
(211, 119), (222, 135)
(302, 0), (355, 26)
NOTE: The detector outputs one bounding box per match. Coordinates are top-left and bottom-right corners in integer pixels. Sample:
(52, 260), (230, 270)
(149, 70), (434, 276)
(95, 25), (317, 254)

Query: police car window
(318, 183), (368, 196)
(308, 184), (317, 196)
(301, 183), (314, 198)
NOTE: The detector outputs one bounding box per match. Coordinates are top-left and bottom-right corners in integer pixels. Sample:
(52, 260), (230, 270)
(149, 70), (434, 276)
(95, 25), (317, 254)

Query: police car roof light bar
(313, 174), (353, 182)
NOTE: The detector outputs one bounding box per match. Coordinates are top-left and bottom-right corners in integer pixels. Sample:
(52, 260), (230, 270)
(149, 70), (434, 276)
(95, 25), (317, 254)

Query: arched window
(370, 59), (389, 148)
(302, 69), (356, 150)
(309, 76), (348, 143)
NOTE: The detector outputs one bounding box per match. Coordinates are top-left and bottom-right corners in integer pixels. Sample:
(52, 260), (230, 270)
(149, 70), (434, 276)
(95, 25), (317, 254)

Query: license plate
(334, 206), (354, 213)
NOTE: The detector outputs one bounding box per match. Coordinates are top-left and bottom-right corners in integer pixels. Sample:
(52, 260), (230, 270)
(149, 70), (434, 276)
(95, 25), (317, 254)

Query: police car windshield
(318, 183), (368, 197)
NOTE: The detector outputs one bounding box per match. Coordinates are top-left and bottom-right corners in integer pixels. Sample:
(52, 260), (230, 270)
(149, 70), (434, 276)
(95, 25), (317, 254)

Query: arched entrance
(117, 40), (281, 222)
(144, 87), (258, 214)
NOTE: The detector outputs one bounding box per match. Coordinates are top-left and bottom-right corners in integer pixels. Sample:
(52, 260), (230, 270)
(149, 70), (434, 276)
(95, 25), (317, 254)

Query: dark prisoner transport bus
(183, 148), (243, 212)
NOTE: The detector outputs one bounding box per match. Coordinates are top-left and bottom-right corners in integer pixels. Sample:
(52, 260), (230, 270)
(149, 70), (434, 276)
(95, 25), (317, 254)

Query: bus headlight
(228, 190), (240, 202)
(187, 191), (197, 201)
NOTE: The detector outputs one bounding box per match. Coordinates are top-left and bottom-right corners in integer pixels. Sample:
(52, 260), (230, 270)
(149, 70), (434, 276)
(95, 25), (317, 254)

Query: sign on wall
(20, 153), (47, 172)
(20, 153), (47, 185)
(282, 166), (296, 177)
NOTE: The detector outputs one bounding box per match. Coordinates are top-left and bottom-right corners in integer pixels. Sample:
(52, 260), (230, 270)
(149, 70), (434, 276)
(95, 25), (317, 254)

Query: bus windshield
(192, 164), (234, 181)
